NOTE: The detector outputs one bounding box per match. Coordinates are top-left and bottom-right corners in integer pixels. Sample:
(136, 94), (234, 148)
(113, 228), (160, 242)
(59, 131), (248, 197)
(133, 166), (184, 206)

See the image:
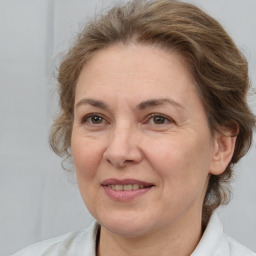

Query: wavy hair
(49, 0), (255, 225)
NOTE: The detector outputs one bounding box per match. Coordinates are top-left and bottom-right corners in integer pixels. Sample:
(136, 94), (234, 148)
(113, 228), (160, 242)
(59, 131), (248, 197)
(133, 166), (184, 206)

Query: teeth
(124, 184), (132, 191)
(115, 185), (123, 191)
(132, 184), (139, 190)
(107, 184), (146, 191)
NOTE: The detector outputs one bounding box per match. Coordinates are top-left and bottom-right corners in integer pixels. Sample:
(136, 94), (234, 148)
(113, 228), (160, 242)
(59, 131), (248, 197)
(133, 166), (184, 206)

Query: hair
(50, 0), (255, 226)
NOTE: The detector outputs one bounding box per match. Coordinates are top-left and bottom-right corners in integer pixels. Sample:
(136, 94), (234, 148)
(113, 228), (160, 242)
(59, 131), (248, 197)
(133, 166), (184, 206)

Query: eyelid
(80, 113), (109, 125)
(79, 112), (174, 127)
(144, 113), (175, 124)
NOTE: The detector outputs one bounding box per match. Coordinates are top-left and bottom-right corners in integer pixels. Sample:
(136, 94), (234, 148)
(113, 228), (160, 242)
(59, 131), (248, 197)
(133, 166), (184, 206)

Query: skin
(71, 44), (236, 256)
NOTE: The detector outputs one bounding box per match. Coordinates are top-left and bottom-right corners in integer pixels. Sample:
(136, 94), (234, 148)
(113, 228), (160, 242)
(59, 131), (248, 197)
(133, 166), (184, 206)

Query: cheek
(71, 135), (105, 210)
(71, 135), (104, 179)
(146, 134), (211, 189)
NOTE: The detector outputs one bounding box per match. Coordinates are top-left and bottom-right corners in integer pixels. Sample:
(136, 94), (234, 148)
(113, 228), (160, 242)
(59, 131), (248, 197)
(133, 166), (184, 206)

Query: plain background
(0, 0), (255, 255)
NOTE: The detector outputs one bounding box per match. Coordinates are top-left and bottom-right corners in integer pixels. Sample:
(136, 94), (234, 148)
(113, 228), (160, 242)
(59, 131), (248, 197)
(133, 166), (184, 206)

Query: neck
(97, 210), (203, 256)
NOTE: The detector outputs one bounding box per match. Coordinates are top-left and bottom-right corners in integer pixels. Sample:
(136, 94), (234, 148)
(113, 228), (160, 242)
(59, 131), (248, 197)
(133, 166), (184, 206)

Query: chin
(98, 213), (155, 237)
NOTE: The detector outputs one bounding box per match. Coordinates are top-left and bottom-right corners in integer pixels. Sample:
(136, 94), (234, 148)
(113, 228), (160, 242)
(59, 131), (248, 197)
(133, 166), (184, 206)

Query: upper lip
(101, 179), (154, 187)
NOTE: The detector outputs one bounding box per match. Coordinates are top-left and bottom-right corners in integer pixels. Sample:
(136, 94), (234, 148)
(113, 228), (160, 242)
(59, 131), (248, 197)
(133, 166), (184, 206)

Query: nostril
(124, 160), (134, 164)
(106, 158), (126, 168)
(103, 140), (143, 167)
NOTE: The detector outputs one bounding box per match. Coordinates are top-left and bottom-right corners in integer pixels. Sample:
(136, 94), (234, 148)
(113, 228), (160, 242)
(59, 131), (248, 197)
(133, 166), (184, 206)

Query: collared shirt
(12, 212), (256, 256)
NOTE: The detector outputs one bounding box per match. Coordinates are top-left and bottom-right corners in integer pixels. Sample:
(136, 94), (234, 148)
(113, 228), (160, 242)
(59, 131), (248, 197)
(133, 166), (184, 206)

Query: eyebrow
(75, 98), (109, 110)
(75, 98), (184, 111)
(137, 98), (184, 110)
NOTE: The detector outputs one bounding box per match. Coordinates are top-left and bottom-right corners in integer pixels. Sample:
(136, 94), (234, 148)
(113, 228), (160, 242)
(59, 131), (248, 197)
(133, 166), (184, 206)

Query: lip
(101, 178), (154, 187)
(101, 179), (154, 202)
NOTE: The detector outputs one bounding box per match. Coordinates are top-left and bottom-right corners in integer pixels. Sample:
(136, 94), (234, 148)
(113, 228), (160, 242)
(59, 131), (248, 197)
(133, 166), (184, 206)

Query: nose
(103, 125), (143, 168)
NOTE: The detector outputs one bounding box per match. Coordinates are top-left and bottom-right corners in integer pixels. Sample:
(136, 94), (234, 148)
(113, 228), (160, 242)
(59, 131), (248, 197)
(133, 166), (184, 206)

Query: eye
(150, 115), (168, 124)
(146, 113), (174, 125)
(81, 113), (108, 125)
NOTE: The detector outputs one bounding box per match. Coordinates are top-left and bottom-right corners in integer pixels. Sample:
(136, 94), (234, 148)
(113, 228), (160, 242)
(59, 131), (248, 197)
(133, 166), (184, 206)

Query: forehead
(75, 43), (199, 108)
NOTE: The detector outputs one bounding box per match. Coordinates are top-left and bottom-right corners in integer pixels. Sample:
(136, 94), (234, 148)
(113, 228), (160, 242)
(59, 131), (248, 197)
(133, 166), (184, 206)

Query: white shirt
(12, 212), (256, 256)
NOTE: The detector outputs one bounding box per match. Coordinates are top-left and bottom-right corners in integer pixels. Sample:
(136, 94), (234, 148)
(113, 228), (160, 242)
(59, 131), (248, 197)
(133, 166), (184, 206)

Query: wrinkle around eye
(141, 113), (176, 130)
(77, 113), (111, 132)
(148, 116), (172, 125)
(84, 115), (106, 125)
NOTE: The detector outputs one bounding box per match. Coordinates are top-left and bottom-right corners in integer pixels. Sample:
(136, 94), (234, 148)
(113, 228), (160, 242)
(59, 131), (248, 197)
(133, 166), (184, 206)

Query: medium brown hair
(50, 0), (255, 225)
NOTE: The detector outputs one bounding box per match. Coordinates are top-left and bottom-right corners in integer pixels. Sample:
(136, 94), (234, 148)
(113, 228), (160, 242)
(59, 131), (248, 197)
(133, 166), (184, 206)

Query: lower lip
(102, 186), (153, 201)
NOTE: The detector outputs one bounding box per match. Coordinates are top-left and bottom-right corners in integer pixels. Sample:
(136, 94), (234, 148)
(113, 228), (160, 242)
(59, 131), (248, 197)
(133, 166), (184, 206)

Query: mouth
(101, 179), (154, 201)
(106, 184), (151, 191)
(101, 178), (154, 189)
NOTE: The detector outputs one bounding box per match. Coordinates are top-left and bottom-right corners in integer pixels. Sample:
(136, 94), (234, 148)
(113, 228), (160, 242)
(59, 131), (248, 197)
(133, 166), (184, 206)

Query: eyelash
(80, 113), (108, 125)
(80, 113), (174, 127)
(145, 113), (174, 125)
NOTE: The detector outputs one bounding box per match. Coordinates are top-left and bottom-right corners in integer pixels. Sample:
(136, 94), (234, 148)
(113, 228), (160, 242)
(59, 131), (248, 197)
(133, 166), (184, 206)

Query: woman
(12, 0), (255, 255)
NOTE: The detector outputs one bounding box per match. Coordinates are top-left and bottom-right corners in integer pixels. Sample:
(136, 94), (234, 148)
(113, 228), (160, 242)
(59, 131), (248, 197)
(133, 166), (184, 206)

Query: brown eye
(90, 115), (104, 124)
(152, 116), (167, 124)
(82, 114), (107, 125)
(147, 114), (171, 125)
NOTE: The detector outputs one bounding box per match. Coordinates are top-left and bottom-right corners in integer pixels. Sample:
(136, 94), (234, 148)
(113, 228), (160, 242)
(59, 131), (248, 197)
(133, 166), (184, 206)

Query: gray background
(0, 0), (255, 255)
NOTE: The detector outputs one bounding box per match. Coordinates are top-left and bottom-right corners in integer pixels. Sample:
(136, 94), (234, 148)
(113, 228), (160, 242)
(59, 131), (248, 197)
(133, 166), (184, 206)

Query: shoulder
(11, 221), (99, 256)
(11, 231), (82, 256)
(223, 234), (256, 256)
(192, 211), (256, 256)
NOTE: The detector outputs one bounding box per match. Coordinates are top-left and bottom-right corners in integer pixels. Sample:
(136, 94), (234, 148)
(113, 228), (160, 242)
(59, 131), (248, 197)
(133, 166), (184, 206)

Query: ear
(209, 130), (237, 175)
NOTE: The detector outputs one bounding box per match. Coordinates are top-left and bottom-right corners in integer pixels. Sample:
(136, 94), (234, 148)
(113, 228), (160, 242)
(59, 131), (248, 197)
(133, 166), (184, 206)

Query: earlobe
(209, 131), (237, 175)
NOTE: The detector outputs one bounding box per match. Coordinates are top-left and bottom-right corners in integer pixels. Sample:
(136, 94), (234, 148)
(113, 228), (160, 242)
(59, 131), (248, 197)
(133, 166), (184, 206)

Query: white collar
(75, 211), (255, 256)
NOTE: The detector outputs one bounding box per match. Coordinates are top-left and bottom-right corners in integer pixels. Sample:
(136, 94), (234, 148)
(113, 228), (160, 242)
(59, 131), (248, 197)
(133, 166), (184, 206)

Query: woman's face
(72, 44), (218, 237)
